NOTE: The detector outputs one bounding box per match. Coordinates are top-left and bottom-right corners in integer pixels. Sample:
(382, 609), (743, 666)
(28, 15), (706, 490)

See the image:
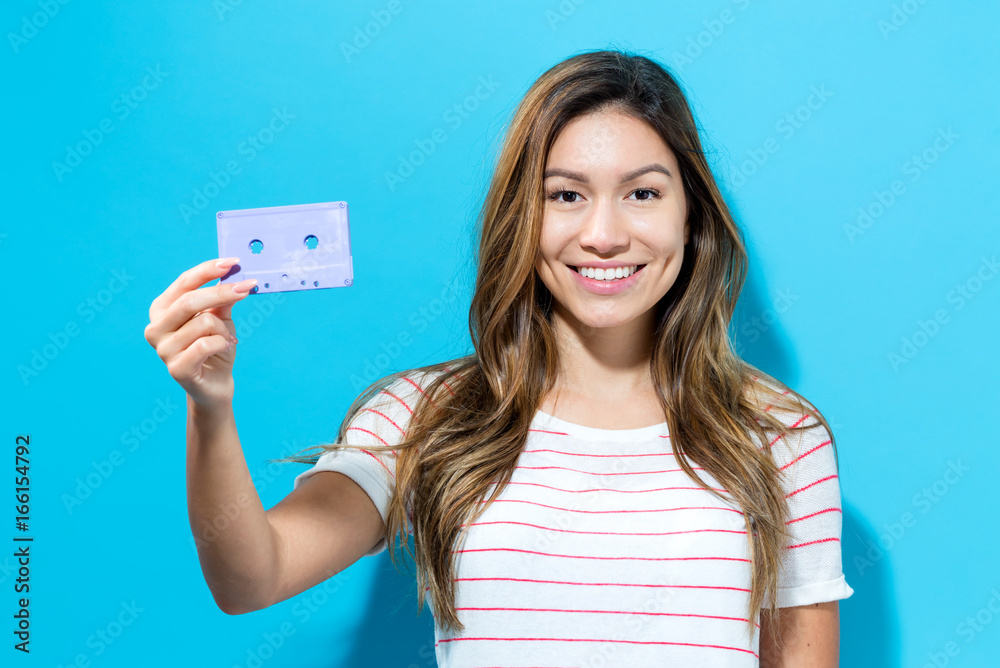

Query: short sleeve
(292, 371), (438, 556)
(766, 408), (855, 608)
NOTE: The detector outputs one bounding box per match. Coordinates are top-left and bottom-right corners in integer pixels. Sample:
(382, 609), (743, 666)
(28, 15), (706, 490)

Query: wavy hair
(284, 48), (839, 650)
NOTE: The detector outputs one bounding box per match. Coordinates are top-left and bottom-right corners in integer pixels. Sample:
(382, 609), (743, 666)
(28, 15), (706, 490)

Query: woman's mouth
(566, 263), (647, 295)
(568, 264), (647, 282)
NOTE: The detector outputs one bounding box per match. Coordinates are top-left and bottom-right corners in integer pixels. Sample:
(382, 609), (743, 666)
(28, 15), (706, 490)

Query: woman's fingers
(149, 257), (234, 319)
(165, 332), (235, 384)
(146, 258), (255, 347)
(155, 309), (236, 364)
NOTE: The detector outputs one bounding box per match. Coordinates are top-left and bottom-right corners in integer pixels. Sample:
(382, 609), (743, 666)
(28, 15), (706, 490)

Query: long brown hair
(285, 48), (838, 650)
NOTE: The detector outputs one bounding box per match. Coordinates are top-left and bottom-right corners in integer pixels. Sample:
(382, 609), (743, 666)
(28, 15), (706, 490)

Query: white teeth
(575, 265), (640, 281)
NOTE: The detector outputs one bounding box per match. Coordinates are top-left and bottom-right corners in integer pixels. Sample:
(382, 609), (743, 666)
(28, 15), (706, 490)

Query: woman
(145, 49), (852, 666)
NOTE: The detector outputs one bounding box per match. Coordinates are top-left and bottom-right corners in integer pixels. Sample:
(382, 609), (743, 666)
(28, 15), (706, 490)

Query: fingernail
(232, 279), (257, 294)
(217, 257), (240, 269)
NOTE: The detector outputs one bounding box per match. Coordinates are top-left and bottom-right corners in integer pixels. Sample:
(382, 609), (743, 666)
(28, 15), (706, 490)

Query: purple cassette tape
(216, 201), (353, 294)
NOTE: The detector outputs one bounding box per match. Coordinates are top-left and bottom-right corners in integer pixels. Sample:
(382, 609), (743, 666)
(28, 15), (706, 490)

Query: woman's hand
(143, 257), (257, 409)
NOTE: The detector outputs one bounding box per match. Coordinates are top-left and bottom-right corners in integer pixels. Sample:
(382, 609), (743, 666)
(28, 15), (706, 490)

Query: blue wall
(4, 1), (998, 666)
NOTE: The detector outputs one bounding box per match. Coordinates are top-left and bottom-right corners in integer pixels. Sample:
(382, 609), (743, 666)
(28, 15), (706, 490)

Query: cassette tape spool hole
(244, 234), (324, 292)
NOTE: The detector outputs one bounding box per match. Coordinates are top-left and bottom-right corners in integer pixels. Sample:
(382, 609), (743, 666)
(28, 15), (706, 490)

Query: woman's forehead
(545, 112), (677, 178)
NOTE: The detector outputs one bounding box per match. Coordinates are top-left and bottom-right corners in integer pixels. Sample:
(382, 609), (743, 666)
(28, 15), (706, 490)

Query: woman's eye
(548, 190), (580, 203)
(629, 188), (660, 201)
(547, 188), (659, 203)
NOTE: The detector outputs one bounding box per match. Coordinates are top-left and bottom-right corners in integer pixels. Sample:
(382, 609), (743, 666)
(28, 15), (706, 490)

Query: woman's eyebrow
(543, 163), (673, 183)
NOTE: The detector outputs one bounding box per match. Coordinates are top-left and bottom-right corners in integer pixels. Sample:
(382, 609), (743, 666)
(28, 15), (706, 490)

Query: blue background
(3, 1), (998, 666)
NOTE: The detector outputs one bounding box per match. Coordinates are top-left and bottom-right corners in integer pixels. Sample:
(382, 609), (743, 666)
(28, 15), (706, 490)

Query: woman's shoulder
(354, 359), (470, 415)
(744, 373), (835, 462)
(746, 373), (822, 422)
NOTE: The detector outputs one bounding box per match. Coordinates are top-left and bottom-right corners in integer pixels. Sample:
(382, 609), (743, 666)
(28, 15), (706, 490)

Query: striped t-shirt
(293, 369), (853, 667)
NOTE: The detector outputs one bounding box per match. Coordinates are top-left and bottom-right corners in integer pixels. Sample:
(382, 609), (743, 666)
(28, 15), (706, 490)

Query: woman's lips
(568, 263), (646, 295)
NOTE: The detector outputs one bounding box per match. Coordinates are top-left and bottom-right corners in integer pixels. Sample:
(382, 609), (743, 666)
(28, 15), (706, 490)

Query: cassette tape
(216, 201), (353, 294)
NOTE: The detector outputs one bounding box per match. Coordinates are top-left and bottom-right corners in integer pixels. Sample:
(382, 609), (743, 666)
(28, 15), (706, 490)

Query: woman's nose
(577, 198), (630, 254)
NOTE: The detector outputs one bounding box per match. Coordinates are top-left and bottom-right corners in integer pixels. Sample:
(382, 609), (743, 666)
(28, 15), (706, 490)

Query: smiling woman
(154, 48), (851, 668)
(284, 49), (852, 666)
(536, 109), (689, 321)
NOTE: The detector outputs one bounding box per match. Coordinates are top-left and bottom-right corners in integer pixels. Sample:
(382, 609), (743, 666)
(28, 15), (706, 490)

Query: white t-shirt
(293, 369), (853, 667)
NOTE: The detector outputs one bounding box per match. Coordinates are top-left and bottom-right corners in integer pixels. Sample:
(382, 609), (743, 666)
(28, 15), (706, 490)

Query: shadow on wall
(338, 537), (437, 668)
(733, 242), (899, 664)
(730, 245), (799, 388)
(840, 500), (901, 667)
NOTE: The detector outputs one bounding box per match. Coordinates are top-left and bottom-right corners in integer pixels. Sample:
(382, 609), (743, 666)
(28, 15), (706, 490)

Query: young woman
(145, 49), (852, 667)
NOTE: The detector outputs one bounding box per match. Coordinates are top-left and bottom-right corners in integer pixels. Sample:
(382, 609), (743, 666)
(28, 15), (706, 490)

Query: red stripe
(769, 413), (810, 446)
(346, 426), (391, 447)
(359, 449), (394, 479)
(788, 537), (840, 549)
(455, 605), (759, 627)
(462, 520), (746, 539)
(521, 448), (682, 458)
(529, 428), (571, 436)
(479, 498), (744, 516)
(779, 440), (832, 471)
(357, 407), (406, 435)
(451, 547), (750, 563)
(381, 388), (414, 414)
(787, 507), (841, 524)
(435, 636), (757, 658)
(785, 474), (838, 499)
(454, 576), (751, 593)
(402, 376), (427, 396)
(493, 480), (729, 494)
(514, 464), (698, 477)
(529, 429), (669, 440)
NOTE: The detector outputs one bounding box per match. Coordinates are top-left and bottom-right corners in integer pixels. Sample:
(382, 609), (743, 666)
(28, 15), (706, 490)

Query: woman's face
(535, 108), (689, 335)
